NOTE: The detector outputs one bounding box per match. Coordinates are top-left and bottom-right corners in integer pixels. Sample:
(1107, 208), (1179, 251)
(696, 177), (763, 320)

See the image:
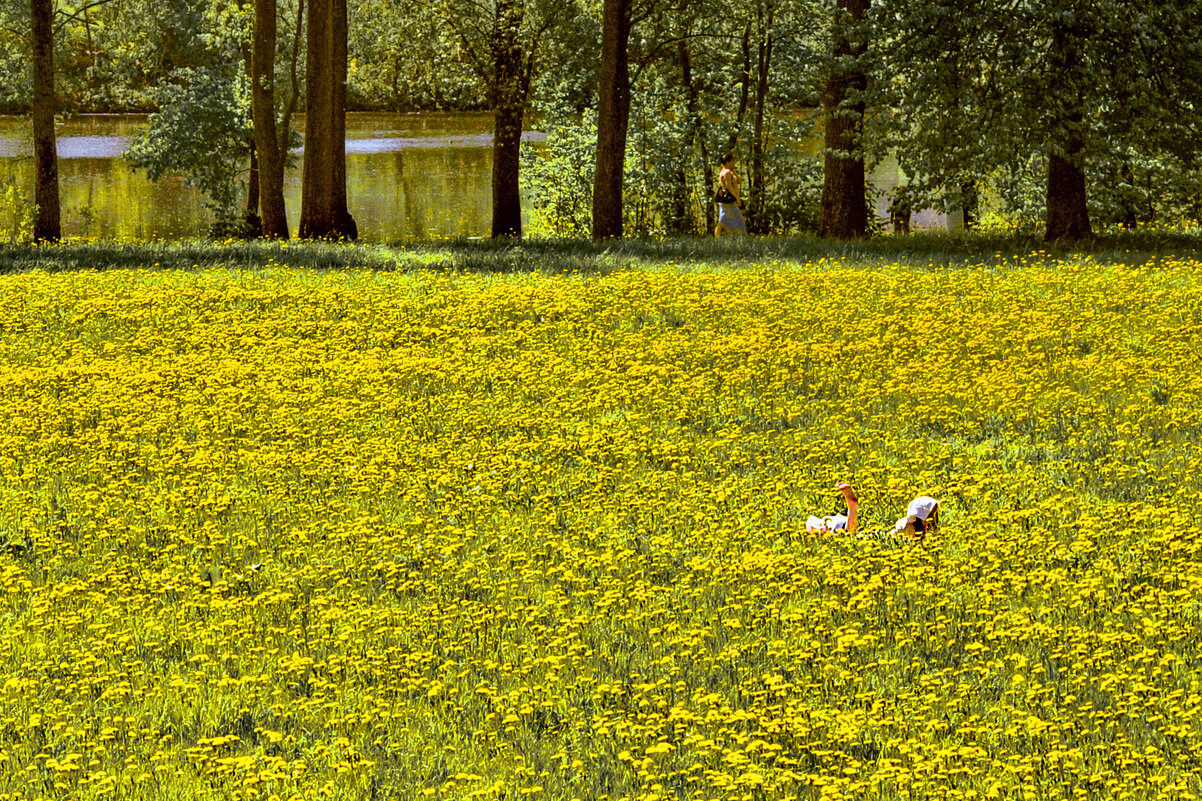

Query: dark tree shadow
(2, 230), (1201, 276)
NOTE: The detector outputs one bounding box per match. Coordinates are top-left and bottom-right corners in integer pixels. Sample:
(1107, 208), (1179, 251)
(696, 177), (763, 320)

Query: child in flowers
(806, 482), (940, 539)
(806, 482), (859, 534)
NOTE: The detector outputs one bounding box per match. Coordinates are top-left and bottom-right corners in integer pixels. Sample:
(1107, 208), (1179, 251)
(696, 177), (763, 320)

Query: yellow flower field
(0, 246), (1200, 800)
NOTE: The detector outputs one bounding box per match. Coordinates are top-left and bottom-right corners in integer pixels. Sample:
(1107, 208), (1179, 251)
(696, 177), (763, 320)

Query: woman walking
(714, 153), (747, 236)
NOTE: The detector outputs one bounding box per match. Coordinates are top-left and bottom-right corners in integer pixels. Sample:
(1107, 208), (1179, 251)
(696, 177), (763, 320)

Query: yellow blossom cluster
(0, 249), (1200, 800)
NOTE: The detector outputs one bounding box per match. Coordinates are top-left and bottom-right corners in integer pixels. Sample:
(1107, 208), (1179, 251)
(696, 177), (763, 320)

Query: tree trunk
(960, 180), (977, 230)
(299, 0), (331, 238)
(283, 0), (304, 150)
(30, 0), (60, 243)
(818, 0), (869, 240)
(1045, 146), (1091, 241)
(491, 103), (526, 237)
(253, 0), (289, 238)
(749, 6), (773, 235)
(247, 142), (260, 217)
(591, 0), (632, 239)
(678, 40), (713, 234)
(489, 0), (528, 238)
(299, 0), (356, 239)
(728, 25), (751, 151)
(1044, 21), (1091, 242)
(330, 0), (354, 237)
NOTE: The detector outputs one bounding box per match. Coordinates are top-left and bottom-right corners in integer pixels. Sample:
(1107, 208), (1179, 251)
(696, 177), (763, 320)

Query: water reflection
(0, 112), (525, 242)
(342, 134), (501, 153)
(57, 136), (128, 159)
(0, 111), (948, 240)
(337, 147), (498, 241)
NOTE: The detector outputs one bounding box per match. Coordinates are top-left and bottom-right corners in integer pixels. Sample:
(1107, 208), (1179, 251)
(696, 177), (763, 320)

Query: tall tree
(746, 0), (776, 234)
(438, 0), (569, 238)
(817, 0), (869, 239)
(30, 0), (60, 243)
(299, 0), (356, 239)
(1042, 16), (1090, 240)
(591, 0), (633, 238)
(252, 0), (289, 238)
(672, 38), (711, 235)
(880, 0), (1202, 241)
(487, 0), (533, 237)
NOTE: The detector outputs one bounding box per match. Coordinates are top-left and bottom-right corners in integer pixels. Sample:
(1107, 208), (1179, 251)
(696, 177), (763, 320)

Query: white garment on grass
(806, 513), (848, 532)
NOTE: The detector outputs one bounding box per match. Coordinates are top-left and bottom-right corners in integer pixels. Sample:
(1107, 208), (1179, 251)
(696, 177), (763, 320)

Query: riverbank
(1, 238), (1201, 799)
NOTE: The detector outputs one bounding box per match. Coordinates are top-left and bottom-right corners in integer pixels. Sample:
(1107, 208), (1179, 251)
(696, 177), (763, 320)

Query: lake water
(0, 112), (946, 241)
(0, 112), (539, 242)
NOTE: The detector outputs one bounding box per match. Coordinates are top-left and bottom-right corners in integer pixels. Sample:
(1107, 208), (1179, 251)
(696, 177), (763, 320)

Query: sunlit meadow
(1, 239), (1200, 800)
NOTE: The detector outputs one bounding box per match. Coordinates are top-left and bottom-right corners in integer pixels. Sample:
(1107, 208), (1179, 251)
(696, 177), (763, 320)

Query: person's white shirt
(807, 513), (848, 532)
(895, 495), (939, 532)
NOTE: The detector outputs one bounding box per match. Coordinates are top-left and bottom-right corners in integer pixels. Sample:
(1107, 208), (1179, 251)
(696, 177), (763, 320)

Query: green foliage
(756, 118), (825, 235)
(522, 114), (597, 237)
(3, 0), (489, 113)
(0, 167), (35, 245)
(526, 9), (601, 114)
(524, 93), (828, 239)
(349, 0), (485, 109)
(972, 156), (1048, 234)
(123, 67), (253, 224)
(1088, 151), (1202, 230)
(949, 151), (1202, 235)
(876, 0), (1202, 235)
(63, 0), (210, 110)
(0, 2), (30, 112)
(757, 153), (824, 234)
(623, 84), (701, 237)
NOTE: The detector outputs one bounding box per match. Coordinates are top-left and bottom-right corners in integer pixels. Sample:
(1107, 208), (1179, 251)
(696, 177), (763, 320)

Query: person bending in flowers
(806, 482), (940, 540)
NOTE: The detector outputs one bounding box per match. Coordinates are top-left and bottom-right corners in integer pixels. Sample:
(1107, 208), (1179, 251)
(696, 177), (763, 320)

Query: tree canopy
(877, 0), (1202, 237)
(6, 0), (1202, 240)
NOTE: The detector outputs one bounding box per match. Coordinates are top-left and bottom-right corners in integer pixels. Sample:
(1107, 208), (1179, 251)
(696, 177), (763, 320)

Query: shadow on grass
(2, 230), (1201, 276)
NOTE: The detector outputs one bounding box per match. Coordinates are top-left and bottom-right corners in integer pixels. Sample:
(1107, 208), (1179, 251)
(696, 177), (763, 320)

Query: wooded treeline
(4, 0), (1202, 244)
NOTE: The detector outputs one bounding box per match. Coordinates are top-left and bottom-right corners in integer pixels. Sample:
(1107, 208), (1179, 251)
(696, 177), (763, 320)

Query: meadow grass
(0, 234), (1200, 800)
(3, 230), (1201, 275)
